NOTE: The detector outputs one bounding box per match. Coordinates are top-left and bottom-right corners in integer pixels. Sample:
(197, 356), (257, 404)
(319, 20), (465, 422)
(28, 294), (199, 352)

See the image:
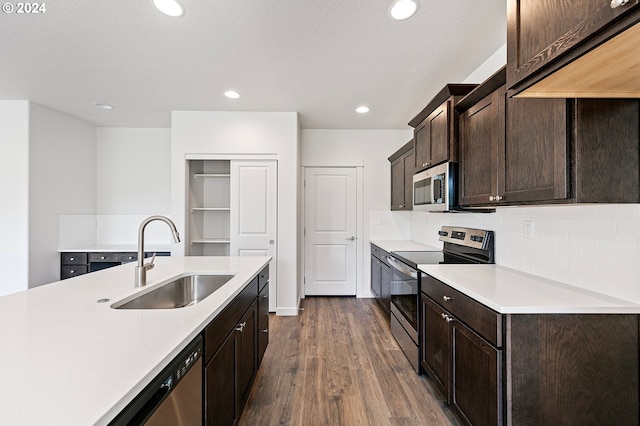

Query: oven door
(387, 256), (418, 332)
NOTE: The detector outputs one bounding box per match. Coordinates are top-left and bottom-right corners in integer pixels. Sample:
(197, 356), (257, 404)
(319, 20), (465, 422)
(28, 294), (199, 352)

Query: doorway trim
(300, 161), (364, 298)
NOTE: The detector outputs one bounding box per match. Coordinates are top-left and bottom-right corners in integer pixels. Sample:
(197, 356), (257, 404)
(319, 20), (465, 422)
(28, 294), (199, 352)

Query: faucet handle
(145, 252), (157, 271)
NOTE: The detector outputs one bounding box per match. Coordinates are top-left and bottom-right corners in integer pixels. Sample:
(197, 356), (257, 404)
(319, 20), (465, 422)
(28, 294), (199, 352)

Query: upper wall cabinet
(507, 0), (640, 98)
(458, 67), (640, 207)
(408, 85), (477, 172)
(388, 140), (414, 211)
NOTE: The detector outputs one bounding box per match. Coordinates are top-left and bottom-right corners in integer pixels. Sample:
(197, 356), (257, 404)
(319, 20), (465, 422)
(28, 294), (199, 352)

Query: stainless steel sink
(112, 274), (235, 309)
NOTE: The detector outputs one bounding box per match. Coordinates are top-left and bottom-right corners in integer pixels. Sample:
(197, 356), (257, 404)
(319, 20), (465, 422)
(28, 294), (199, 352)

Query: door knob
(346, 236), (356, 241)
(269, 240), (275, 245)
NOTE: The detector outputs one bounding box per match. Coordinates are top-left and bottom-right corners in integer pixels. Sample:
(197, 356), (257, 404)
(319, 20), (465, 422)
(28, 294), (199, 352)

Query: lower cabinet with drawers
(60, 251), (170, 280)
(203, 265), (269, 426)
(420, 273), (639, 426)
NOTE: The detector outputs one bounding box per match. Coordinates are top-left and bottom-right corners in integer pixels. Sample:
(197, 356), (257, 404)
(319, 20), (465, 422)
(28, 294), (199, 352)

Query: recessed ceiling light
(356, 106), (370, 114)
(94, 102), (114, 110)
(152, 0), (185, 17)
(389, 0), (418, 20)
(224, 90), (240, 99)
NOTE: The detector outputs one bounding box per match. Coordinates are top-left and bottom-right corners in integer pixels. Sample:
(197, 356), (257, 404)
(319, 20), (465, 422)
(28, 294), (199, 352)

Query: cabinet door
(390, 157), (405, 210)
(499, 96), (569, 203)
(380, 261), (392, 316)
(415, 101), (451, 170)
(402, 150), (414, 209)
(451, 321), (501, 426)
(459, 88), (503, 206)
(506, 0), (640, 91)
(236, 301), (257, 414)
(420, 294), (450, 398)
(370, 255), (381, 298)
(205, 332), (236, 426)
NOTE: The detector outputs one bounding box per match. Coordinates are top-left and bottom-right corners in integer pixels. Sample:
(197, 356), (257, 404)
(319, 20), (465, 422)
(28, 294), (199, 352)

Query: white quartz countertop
(0, 256), (270, 426)
(419, 264), (640, 314)
(370, 239), (441, 252)
(58, 244), (172, 253)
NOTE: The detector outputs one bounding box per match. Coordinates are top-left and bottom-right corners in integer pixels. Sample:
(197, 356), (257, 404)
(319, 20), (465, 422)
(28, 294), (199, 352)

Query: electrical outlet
(378, 217), (387, 225)
(523, 220), (534, 239)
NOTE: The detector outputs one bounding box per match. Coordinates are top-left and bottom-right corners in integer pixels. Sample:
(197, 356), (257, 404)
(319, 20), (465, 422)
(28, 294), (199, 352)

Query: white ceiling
(0, 0), (506, 129)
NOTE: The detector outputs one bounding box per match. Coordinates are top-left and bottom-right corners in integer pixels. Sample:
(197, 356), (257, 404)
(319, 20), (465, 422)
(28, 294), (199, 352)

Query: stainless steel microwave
(412, 162), (457, 211)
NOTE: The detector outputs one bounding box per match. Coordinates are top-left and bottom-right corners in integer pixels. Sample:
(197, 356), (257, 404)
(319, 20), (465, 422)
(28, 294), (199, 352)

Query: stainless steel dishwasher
(109, 336), (203, 425)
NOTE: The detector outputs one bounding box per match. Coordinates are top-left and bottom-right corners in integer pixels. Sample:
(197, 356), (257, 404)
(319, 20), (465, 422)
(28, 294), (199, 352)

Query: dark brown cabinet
(370, 244), (391, 317)
(507, 0), (640, 97)
(409, 85), (476, 173)
(60, 251), (169, 280)
(458, 67), (640, 207)
(421, 275), (502, 426)
(389, 140), (414, 211)
(203, 266), (268, 426)
(421, 272), (639, 425)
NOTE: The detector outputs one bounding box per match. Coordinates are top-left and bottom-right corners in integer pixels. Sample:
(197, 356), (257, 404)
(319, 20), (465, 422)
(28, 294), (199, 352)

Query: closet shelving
(187, 160), (231, 256)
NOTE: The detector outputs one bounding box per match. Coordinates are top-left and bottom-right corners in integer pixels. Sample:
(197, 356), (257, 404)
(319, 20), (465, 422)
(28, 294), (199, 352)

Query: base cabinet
(370, 244), (391, 316)
(420, 291), (501, 426)
(421, 274), (639, 425)
(203, 265), (268, 426)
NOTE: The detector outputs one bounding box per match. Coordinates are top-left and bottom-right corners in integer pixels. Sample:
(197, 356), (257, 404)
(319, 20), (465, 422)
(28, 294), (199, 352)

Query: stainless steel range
(388, 226), (495, 373)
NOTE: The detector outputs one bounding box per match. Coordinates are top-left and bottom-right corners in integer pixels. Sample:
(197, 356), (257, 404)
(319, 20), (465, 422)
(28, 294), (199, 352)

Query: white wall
(29, 103), (97, 287)
(0, 101), (30, 296)
(410, 205), (640, 303)
(96, 128), (171, 214)
(171, 111), (300, 315)
(301, 129), (413, 297)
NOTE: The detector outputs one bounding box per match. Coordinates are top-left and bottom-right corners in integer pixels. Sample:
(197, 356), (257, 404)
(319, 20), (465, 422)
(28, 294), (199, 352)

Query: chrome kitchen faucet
(135, 215), (180, 287)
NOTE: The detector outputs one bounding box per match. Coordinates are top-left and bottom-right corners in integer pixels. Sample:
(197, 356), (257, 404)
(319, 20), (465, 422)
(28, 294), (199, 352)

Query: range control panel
(438, 226), (493, 250)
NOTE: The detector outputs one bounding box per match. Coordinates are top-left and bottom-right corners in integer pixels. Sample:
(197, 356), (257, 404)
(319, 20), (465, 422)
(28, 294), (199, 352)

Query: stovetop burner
(390, 226), (495, 268)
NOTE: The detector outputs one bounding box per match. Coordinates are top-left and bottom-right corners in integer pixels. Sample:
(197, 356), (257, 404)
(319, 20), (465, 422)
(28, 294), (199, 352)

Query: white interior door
(304, 167), (357, 296)
(230, 160), (277, 310)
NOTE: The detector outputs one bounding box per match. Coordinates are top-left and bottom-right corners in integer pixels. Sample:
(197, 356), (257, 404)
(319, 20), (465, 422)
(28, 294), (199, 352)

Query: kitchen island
(0, 255), (270, 426)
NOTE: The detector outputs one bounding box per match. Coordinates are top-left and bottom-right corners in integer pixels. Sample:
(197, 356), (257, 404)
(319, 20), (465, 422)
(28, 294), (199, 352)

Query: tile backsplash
(407, 204), (640, 303)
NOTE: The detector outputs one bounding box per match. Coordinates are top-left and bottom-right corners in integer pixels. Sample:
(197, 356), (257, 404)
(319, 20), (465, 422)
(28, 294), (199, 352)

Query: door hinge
(304, 228), (306, 236)
(304, 276), (306, 283)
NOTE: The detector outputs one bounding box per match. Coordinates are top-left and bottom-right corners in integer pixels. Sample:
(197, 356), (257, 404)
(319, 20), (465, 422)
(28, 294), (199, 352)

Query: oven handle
(387, 256), (418, 279)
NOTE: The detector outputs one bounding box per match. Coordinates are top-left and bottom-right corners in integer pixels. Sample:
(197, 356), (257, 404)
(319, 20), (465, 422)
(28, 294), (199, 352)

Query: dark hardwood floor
(239, 297), (460, 426)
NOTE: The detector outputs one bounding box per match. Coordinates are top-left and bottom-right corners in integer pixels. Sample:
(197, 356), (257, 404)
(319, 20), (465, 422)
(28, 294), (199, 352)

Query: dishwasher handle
(387, 256), (418, 279)
(128, 376), (173, 425)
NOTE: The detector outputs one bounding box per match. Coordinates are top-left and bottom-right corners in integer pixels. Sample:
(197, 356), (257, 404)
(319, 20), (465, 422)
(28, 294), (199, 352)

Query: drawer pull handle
(101, 256), (106, 260)
(443, 296), (453, 302)
(69, 257), (75, 261)
(611, 0), (629, 8)
(260, 328), (269, 333)
(441, 313), (454, 323)
(235, 321), (247, 332)
(262, 294), (269, 298)
(70, 270), (75, 274)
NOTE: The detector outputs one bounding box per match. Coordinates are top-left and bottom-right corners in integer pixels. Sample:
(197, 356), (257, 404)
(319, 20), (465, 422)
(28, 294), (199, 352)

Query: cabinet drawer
(118, 252), (138, 263)
(61, 252), (87, 265)
(258, 265), (269, 291)
(88, 252), (119, 262)
(258, 282), (269, 326)
(422, 274), (502, 347)
(204, 276), (258, 364)
(61, 265), (88, 279)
